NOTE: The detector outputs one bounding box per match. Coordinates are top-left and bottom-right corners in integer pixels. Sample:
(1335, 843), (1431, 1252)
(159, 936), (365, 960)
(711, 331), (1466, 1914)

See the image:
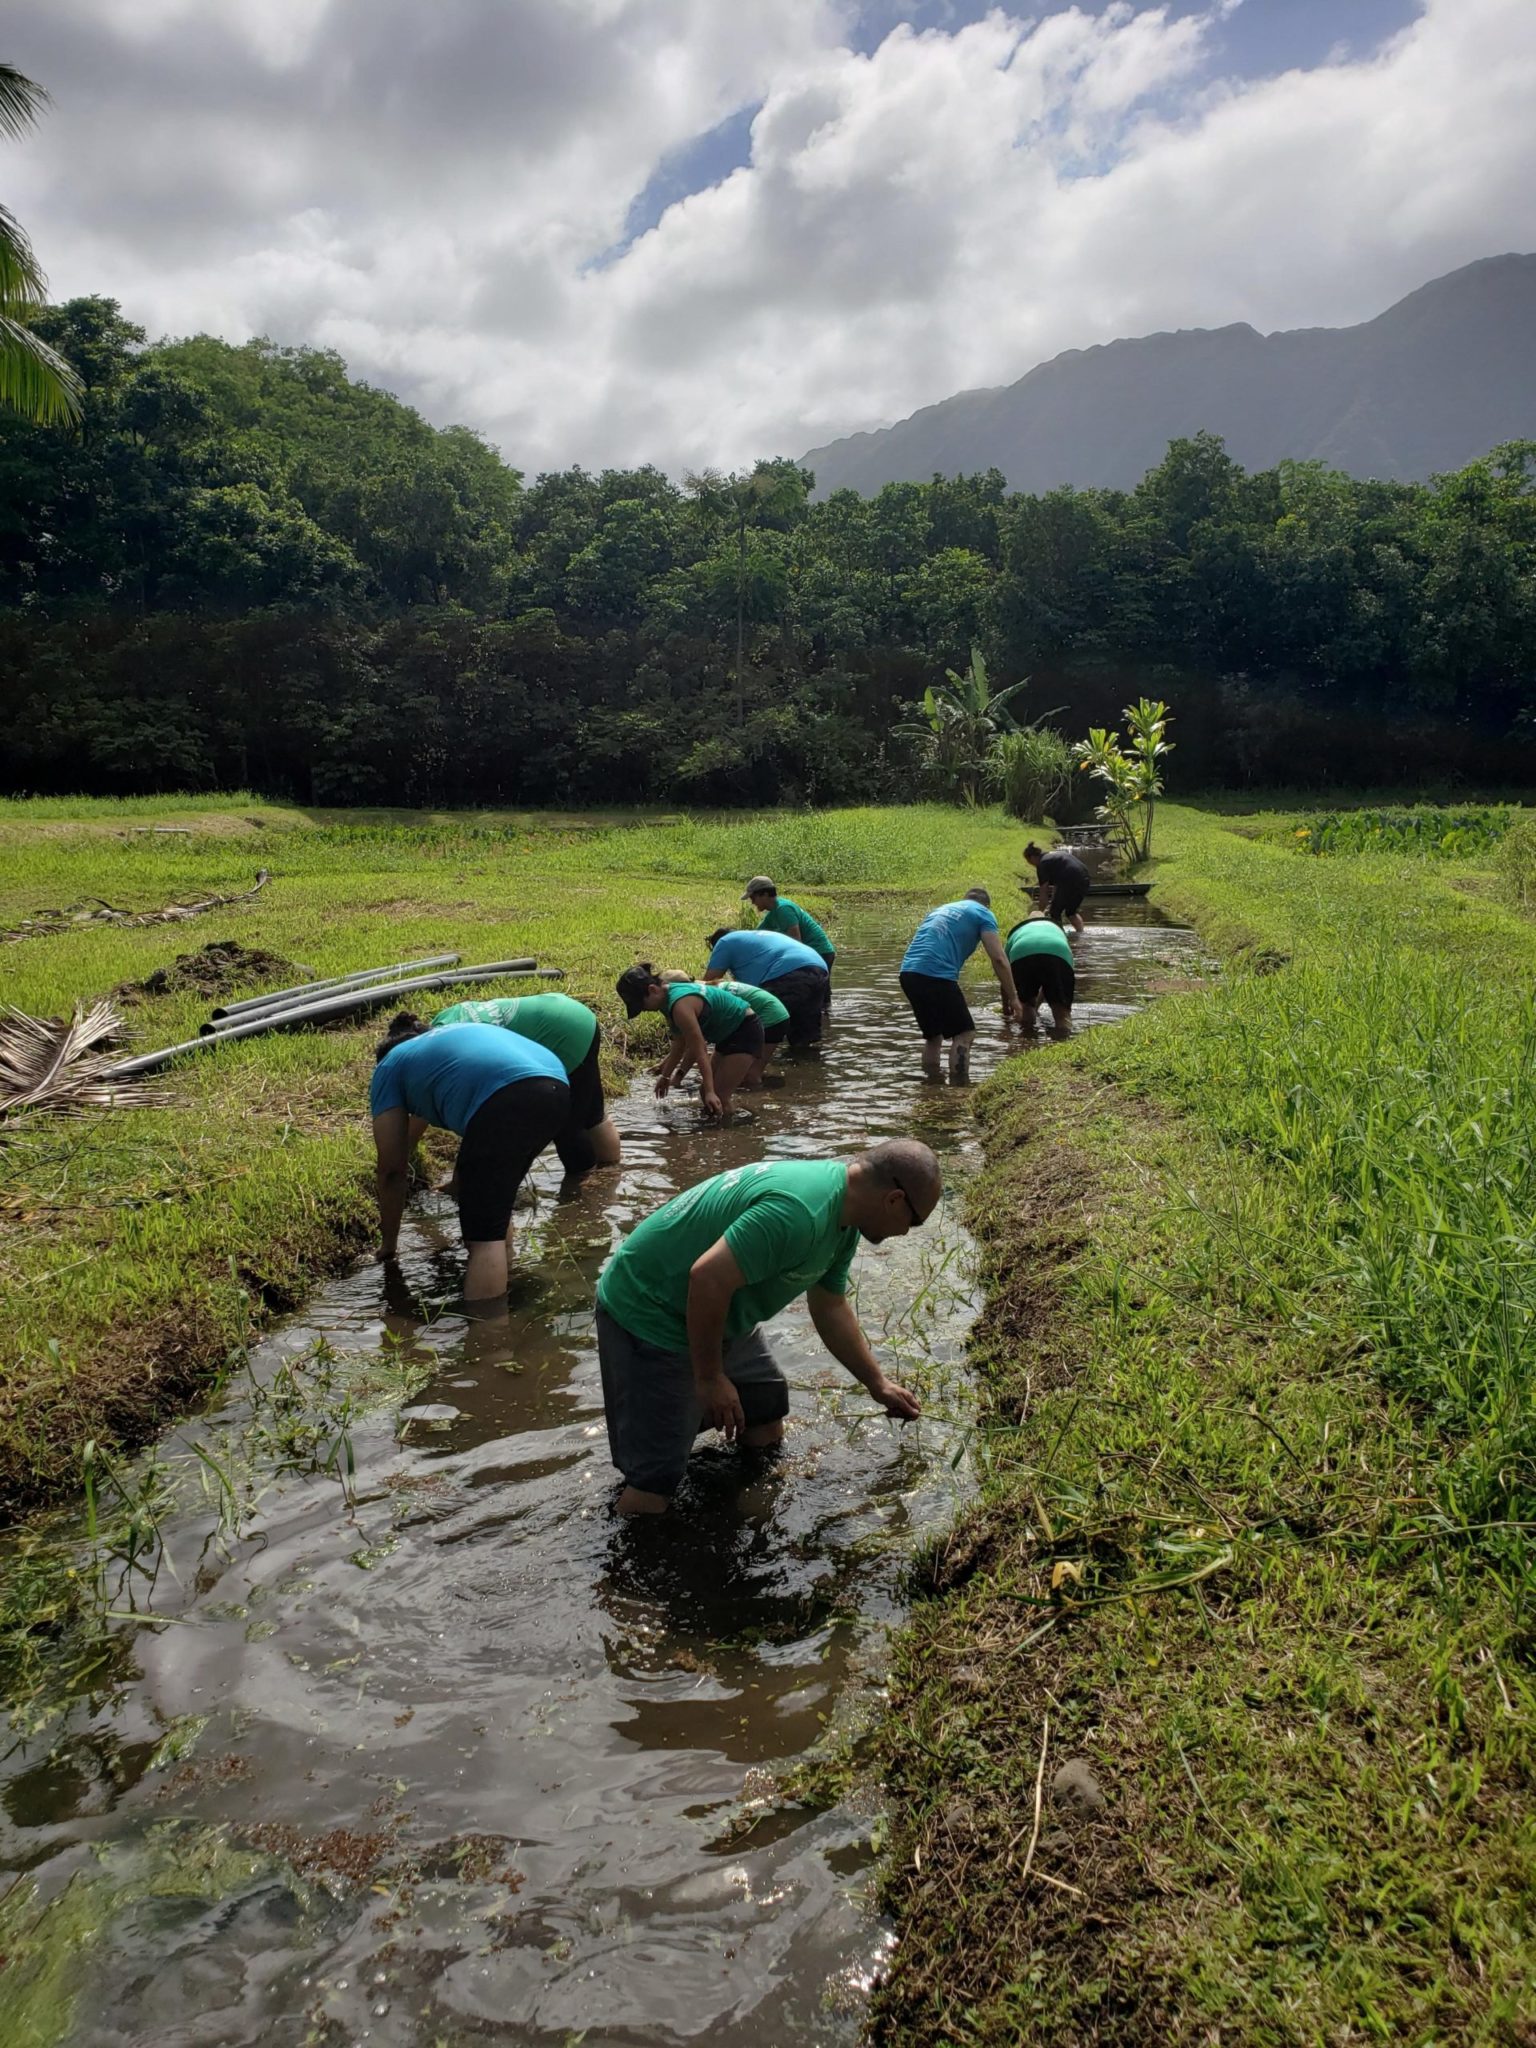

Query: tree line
(2, 296), (1534, 805)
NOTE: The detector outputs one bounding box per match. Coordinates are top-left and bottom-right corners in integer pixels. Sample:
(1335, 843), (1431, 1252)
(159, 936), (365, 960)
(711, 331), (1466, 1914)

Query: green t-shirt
(597, 1159), (858, 1350)
(759, 896), (835, 962)
(431, 993), (598, 1073)
(662, 980), (751, 1043)
(1005, 920), (1075, 967)
(717, 979), (790, 1028)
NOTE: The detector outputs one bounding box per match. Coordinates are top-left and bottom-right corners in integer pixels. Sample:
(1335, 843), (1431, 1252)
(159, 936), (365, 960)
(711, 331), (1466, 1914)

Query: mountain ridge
(799, 255), (1536, 495)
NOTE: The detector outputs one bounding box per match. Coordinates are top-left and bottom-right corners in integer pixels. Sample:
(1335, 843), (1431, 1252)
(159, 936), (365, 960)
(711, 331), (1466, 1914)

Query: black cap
(616, 966), (657, 1018)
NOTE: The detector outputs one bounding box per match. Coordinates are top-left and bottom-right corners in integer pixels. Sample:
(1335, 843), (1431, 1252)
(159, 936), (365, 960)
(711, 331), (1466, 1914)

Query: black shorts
(1012, 956), (1075, 1011)
(900, 969), (974, 1040)
(1048, 878), (1087, 922)
(456, 1075), (569, 1242)
(554, 1028), (606, 1175)
(761, 965), (828, 1045)
(711, 1013), (765, 1060)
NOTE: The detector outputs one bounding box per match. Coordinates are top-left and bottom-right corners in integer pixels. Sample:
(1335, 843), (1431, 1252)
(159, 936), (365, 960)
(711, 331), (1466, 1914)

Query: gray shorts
(595, 1304), (790, 1496)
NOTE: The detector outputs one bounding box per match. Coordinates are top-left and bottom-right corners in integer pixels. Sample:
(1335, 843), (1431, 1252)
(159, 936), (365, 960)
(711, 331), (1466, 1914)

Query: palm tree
(0, 63), (82, 424)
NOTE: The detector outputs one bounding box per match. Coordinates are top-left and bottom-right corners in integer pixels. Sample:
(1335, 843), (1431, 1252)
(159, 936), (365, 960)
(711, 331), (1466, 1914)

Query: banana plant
(900, 645), (1033, 804)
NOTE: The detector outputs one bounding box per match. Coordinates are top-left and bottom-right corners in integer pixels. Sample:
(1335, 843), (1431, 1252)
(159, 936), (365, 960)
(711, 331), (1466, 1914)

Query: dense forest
(2, 296), (1534, 805)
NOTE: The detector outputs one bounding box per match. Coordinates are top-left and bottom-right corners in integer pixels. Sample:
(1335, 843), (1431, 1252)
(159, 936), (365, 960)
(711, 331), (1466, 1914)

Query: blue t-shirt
(706, 928), (827, 983)
(369, 1024), (566, 1135)
(900, 900), (1000, 981)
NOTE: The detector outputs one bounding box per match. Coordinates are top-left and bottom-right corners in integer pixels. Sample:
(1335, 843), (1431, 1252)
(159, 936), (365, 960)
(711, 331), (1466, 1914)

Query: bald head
(856, 1138), (937, 1212)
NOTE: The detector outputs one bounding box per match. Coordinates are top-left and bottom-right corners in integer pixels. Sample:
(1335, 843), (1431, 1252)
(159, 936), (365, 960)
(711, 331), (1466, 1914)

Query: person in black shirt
(1024, 842), (1090, 934)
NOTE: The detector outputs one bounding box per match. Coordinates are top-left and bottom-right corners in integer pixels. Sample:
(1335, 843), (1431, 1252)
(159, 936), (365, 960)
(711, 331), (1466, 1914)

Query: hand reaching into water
(872, 1377), (922, 1420)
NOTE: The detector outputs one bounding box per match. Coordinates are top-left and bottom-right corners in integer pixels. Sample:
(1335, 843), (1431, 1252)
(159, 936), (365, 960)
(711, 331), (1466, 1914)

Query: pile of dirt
(114, 939), (309, 1006)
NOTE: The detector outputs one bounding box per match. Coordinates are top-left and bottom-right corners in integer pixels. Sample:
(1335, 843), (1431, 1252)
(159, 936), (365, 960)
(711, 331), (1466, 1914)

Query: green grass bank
(869, 802), (1536, 2045)
(0, 796), (1022, 1517)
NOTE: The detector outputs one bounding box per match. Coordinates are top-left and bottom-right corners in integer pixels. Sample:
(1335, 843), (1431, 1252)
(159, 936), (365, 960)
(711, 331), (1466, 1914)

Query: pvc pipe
(212, 954), (464, 1021)
(117, 962), (565, 1076)
(198, 957), (544, 1035)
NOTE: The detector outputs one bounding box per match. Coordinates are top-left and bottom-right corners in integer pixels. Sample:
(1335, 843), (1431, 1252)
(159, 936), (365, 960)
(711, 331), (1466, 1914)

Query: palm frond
(0, 1004), (164, 1123)
(0, 205), (48, 304)
(0, 310), (82, 424)
(0, 64), (49, 142)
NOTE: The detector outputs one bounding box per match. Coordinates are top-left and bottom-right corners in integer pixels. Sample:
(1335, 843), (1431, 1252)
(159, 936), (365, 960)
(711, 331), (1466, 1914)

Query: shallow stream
(0, 903), (1197, 2047)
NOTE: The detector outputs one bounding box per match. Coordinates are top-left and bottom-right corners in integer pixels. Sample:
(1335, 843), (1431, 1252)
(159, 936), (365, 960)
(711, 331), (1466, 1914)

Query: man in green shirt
(595, 1139), (941, 1513)
(744, 876), (836, 1010)
(1003, 917), (1076, 1036)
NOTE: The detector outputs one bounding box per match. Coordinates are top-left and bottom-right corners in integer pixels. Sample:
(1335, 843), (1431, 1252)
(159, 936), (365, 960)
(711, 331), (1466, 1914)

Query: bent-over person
(1004, 916), (1075, 1035)
(431, 992), (620, 1173)
(594, 1140), (942, 1513)
(1024, 842), (1090, 934)
(617, 964), (761, 1118)
(370, 1015), (568, 1306)
(898, 886), (1021, 1080)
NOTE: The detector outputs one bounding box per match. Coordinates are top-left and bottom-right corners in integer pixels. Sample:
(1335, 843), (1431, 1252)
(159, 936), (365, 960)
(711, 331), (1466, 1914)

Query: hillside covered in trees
(2, 297), (1534, 806)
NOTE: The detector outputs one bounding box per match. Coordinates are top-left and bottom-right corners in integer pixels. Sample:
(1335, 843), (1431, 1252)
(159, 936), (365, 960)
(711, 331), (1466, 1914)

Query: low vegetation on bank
(871, 802), (1536, 2044)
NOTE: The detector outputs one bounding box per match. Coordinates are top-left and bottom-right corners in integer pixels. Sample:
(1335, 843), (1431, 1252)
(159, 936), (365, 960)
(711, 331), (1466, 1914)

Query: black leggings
(456, 1076), (569, 1241)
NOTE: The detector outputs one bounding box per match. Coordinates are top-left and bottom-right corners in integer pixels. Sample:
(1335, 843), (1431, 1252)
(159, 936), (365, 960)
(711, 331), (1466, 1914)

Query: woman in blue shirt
(369, 1014), (569, 1305)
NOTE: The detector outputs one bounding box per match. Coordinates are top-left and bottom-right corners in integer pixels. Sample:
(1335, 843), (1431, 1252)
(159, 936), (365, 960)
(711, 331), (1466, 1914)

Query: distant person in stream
(899, 887), (1022, 1081)
(703, 925), (829, 1047)
(1004, 917), (1075, 1036)
(430, 993), (621, 1175)
(1024, 842), (1090, 934)
(743, 877), (836, 1011)
(594, 1140), (941, 1513)
(617, 965), (762, 1119)
(370, 1016), (569, 1307)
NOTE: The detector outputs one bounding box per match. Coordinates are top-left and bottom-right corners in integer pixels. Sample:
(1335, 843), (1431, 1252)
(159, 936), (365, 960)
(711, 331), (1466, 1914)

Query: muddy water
(0, 904), (1197, 2048)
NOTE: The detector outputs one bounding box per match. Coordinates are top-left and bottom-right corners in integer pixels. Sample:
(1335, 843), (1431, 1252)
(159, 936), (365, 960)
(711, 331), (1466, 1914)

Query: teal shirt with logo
(597, 1159), (858, 1350)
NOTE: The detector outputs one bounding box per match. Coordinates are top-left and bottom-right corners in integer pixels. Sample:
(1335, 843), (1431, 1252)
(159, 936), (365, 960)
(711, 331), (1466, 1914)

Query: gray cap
(743, 875), (777, 898)
(964, 885), (992, 906)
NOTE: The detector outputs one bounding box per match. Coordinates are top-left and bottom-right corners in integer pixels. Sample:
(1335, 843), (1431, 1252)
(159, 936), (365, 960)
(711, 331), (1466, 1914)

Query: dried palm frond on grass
(0, 1003), (166, 1123)
(2, 868), (271, 945)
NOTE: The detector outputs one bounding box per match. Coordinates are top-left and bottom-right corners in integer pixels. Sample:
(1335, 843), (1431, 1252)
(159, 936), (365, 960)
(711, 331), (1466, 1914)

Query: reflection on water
(0, 904), (1199, 2047)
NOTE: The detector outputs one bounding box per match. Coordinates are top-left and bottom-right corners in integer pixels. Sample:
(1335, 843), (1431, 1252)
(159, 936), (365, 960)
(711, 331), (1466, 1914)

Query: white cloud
(8, 0), (1535, 476)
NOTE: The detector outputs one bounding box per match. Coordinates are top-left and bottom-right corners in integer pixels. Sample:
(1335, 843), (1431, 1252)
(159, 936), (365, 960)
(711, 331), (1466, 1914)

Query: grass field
(0, 796), (1022, 1514)
(868, 802), (1536, 2045)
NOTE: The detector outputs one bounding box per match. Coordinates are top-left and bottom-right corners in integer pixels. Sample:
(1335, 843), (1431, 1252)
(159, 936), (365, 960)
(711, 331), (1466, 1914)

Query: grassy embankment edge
(864, 804), (1536, 2045)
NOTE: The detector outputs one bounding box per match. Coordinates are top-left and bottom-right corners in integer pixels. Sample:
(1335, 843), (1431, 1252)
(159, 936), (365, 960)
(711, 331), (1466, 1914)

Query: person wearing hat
(370, 1014), (570, 1306)
(1004, 916), (1075, 1036)
(898, 886), (1022, 1080)
(430, 992), (621, 1174)
(616, 964), (762, 1119)
(594, 1138), (942, 1513)
(743, 877), (836, 1010)
(1023, 842), (1090, 934)
(703, 925), (829, 1047)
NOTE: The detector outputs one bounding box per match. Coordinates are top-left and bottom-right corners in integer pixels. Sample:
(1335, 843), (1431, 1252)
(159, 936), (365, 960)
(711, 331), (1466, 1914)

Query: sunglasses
(892, 1179), (929, 1227)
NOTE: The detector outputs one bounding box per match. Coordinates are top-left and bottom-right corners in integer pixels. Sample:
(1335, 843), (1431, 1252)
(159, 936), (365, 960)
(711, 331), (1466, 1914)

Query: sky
(7, 0), (1535, 479)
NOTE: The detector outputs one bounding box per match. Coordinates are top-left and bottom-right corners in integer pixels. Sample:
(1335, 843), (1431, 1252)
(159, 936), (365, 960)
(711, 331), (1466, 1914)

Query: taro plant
(1072, 698), (1174, 863)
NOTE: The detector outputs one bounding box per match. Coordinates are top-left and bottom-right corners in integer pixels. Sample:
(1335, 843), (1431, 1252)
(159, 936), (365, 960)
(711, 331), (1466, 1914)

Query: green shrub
(988, 728), (1075, 823)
